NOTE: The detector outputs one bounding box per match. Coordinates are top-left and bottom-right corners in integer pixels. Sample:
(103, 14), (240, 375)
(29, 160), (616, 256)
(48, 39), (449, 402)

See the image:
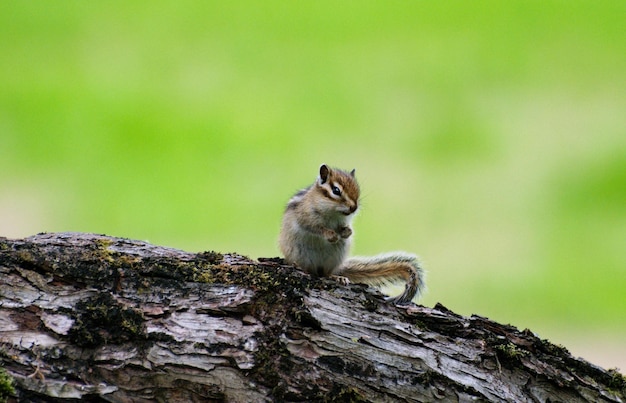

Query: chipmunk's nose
(348, 203), (358, 214)
(343, 204), (357, 216)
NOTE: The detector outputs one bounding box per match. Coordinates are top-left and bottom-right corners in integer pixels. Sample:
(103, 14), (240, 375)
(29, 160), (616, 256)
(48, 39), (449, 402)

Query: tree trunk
(0, 232), (623, 402)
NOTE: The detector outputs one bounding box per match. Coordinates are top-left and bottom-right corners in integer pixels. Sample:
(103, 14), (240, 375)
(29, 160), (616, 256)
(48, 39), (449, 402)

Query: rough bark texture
(0, 232), (624, 402)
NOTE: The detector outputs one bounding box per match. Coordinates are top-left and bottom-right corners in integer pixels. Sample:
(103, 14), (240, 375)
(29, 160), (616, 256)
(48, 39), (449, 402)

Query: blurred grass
(1, 1), (625, 366)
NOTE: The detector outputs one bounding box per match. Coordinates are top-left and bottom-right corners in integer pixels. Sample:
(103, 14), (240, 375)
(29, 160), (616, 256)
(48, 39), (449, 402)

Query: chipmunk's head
(316, 164), (360, 216)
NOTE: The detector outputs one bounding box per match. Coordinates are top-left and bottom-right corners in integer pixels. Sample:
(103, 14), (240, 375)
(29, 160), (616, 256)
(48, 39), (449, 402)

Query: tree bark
(0, 232), (623, 402)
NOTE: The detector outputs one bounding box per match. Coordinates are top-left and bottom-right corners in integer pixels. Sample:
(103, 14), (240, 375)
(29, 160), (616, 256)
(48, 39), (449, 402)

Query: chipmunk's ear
(319, 164), (330, 184)
(350, 168), (356, 177)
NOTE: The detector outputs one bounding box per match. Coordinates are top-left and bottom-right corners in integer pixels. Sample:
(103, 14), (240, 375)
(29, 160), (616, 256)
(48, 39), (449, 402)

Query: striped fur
(285, 186), (311, 211)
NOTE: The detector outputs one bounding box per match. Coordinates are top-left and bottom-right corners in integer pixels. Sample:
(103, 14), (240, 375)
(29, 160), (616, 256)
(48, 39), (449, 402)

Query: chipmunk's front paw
(338, 226), (352, 239)
(323, 229), (339, 243)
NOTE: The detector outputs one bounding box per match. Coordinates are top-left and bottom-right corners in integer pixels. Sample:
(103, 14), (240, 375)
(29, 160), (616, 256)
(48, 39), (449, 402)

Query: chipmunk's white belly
(280, 221), (350, 277)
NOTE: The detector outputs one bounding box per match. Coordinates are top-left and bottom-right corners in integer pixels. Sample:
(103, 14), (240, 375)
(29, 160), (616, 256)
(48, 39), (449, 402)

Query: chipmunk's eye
(331, 186), (341, 196)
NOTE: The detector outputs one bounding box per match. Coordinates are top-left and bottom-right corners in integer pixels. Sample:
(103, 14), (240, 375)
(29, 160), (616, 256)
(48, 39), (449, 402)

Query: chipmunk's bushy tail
(340, 252), (426, 305)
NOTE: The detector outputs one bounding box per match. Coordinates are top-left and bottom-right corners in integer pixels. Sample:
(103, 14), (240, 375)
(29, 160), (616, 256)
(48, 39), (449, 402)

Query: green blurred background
(1, 2), (624, 370)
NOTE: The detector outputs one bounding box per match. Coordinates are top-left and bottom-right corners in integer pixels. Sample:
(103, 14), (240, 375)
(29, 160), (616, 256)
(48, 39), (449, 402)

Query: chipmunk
(279, 164), (425, 305)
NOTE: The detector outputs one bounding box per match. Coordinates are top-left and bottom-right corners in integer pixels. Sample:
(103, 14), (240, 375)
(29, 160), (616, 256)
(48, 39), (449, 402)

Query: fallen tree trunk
(0, 232), (623, 402)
